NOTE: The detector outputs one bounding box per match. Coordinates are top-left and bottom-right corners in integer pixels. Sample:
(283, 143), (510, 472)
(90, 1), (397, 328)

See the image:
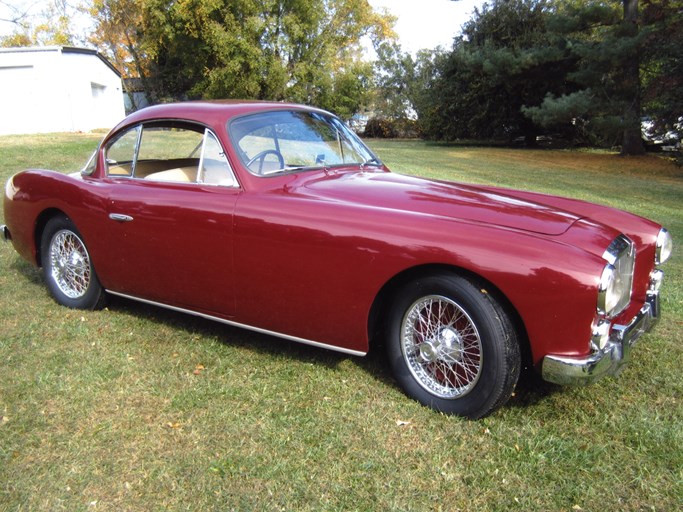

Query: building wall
(0, 47), (125, 135)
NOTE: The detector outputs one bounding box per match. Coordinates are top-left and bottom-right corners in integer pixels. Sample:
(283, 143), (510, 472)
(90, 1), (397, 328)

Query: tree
(417, 0), (570, 143)
(88, 0), (153, 108)
(522, 0), (662, 155)
(373, 41), (415, 120)
(118, 0), (394, 117)
(640, 0), (683, 138)
(0, 0), (79, 47)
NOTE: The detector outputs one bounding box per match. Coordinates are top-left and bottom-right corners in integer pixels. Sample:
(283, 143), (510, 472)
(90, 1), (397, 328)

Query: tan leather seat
(144, 167), (196, 182)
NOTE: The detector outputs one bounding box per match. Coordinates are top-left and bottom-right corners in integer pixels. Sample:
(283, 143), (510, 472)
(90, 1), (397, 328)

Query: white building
(0, 46), (125, 135)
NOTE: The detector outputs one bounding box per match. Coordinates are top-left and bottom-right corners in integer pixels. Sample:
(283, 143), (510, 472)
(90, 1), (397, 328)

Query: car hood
(304, 170), (582, 236)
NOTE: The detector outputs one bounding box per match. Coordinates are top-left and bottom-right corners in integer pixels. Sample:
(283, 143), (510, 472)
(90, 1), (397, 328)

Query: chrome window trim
(197, 128), (239, 188)
(104, 122), (240, 189)
(104, 123), (141, 178)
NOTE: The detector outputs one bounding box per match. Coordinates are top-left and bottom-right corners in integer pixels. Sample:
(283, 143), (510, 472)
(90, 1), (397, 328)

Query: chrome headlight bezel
(655, 228), (672, 265)
(597, 235), (635, 318)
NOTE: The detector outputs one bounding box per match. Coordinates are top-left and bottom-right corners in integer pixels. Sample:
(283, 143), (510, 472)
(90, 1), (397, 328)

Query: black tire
(386, 274), (520, 419)
(40, 215), (106, 310)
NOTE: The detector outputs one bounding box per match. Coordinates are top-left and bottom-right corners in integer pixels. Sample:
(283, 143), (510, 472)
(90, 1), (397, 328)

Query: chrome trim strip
(601, 234), (633, 265)
(105, 290), (367, 357)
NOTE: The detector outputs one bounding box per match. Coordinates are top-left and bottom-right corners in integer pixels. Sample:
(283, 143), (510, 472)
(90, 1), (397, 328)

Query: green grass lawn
(1, 133), (681, 511)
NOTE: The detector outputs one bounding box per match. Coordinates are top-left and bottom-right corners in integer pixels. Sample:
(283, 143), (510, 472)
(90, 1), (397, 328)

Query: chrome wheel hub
(49, 230), (91, 299)
(402, 295), (482, 398)
(417, 327), (465, 363)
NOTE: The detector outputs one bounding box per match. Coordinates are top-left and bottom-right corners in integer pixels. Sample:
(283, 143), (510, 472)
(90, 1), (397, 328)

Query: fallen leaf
(166, 422), (182, 429)
(193, 364), (205, 375)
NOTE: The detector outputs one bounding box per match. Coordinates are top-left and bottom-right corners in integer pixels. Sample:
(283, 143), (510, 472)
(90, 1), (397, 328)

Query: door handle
(109, 213), (134, 222)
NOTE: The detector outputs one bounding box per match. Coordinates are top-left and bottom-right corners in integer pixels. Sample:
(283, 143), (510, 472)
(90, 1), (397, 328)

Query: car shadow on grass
(508, 368), (563, 410)
(106, 294), (396, 387)
(3, 254), (561, 416)
(107, 294), (562, 414)
(10, 257), (43, 285)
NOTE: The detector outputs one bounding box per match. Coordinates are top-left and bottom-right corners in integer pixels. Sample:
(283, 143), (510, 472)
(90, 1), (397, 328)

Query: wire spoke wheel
(49, 229), (92, 299)
(41, 216), (105, 310)
(387, 274), (520, 419)
(401, 295), (482, 398)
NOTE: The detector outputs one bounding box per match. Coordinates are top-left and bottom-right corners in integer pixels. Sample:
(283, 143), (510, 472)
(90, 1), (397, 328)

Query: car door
(99, 122), (240, 317)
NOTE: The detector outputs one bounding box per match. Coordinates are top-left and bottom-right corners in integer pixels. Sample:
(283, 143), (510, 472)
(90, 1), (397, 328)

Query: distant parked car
(1, 101), (673, 418)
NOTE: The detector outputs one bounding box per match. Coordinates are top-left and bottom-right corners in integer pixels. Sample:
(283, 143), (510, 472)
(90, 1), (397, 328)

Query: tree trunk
(620, 0), (645, 155)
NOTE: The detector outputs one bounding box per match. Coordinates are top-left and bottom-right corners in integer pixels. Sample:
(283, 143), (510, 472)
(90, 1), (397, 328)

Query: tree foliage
(407, 0), (681, 154)
(640, 0), (683, 135)
(87, 0), (393, 119)
(415, 0), (570, 144)
(88, 0), (153, 108)
(372, 41), (441, 131)
(522, 0), (650, 154)
(0, 0), (78, 47)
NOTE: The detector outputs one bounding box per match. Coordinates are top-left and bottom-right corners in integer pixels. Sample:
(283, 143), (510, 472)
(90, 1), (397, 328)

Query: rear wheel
(40, 216), (106, 310)
(386, 274), (520, 419)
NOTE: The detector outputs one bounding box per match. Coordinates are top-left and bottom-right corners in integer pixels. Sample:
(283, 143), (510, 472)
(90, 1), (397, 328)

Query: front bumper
(542, 291), (660, 385)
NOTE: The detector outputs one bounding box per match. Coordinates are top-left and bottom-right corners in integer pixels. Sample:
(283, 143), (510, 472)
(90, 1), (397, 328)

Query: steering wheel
(246, 149), (285, 174)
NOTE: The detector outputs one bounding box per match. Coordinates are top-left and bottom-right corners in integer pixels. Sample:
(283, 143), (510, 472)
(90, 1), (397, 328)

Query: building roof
(0, 45), (121, 77)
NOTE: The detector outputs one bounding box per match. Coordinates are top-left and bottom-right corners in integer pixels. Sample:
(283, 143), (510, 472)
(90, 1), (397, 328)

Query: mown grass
(1, 133), (681, 511)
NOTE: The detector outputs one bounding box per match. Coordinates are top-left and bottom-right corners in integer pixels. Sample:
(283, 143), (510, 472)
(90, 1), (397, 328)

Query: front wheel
(386, 274), (520, 419)
(40, 216), (106, 310)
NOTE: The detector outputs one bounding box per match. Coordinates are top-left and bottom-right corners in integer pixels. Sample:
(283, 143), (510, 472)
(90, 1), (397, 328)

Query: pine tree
(523, 0), (650, 155)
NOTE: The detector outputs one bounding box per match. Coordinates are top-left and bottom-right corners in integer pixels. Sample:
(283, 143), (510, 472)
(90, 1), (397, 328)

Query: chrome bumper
(0, 224), (10, 242)
(542, 292), (660, 385)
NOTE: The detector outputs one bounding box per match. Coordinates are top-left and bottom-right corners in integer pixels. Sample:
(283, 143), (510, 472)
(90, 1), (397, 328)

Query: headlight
(598, 235), (635, 318)
(656, 228), (672, 265)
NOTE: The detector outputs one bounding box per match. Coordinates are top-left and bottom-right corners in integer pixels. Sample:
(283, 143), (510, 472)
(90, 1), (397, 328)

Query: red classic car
(1, 101), (673, 418)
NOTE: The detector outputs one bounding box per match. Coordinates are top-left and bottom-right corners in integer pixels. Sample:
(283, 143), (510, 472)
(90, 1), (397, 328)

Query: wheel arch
(367, 264), (531, 365)
(34, 208), (69, 267)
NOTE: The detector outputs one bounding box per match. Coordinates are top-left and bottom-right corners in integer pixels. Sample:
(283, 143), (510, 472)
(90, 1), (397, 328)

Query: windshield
(229, 110), (380, 176)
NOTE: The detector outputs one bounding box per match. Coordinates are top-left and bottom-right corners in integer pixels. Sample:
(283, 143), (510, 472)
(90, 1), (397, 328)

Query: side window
(137, 126), (204, 181)
(198, 130), (237, 187)
(105, 125), (140, 176)
(104, 122), (238, 187)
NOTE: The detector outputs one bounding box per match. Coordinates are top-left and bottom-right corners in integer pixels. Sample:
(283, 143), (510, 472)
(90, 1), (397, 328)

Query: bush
(364, 117), (420, 138)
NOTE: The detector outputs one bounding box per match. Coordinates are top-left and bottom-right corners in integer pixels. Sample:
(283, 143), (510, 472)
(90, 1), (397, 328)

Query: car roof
(115, 101), (329, 133)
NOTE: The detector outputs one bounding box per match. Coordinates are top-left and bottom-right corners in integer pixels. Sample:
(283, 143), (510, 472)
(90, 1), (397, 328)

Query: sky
(1, 0), (485, 53)
(368, 0), (485, 54)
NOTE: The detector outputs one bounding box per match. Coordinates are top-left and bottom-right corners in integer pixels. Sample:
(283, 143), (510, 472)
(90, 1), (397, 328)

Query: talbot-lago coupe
(1, 101), (673, 418)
